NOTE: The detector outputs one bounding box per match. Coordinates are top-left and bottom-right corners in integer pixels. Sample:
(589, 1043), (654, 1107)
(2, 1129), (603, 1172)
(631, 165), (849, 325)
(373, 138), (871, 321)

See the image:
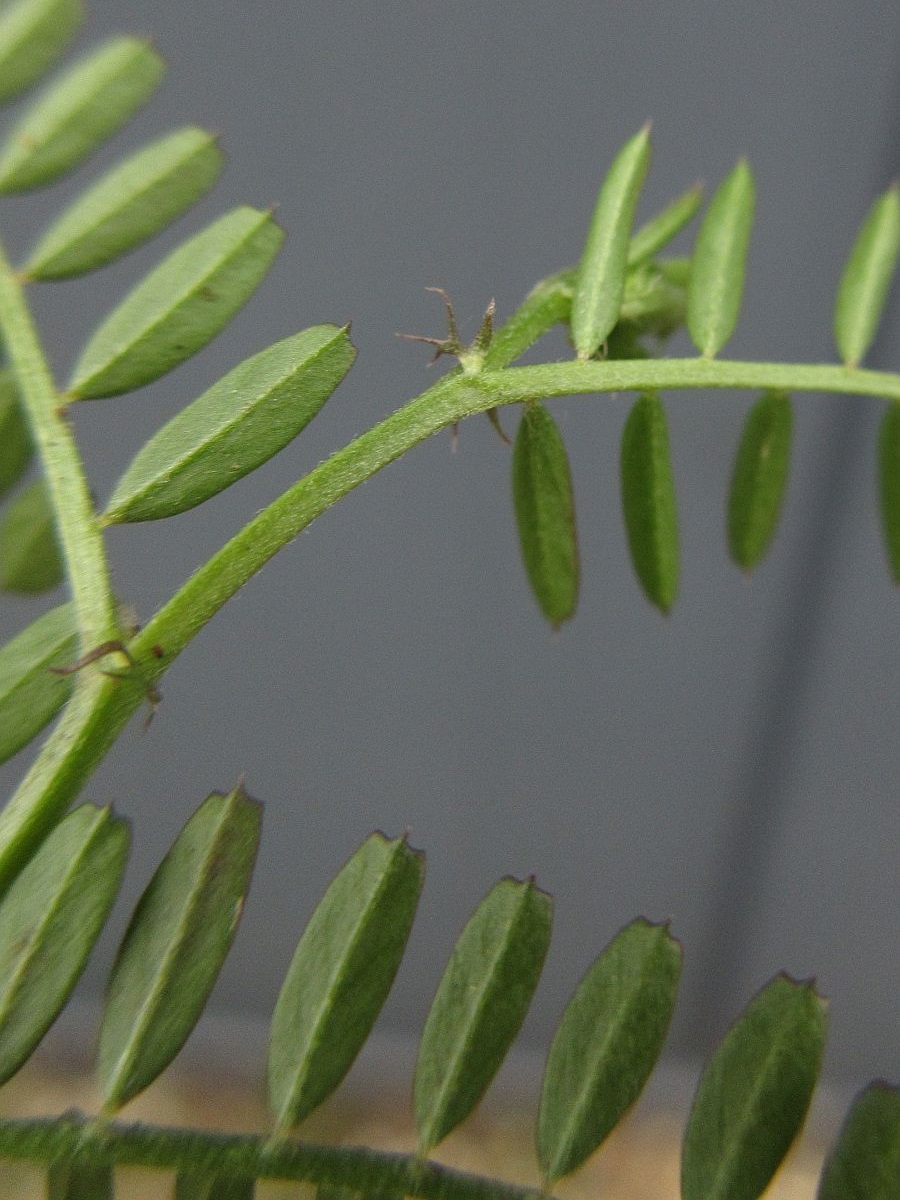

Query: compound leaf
(817, 1082), (900, 1200)
(628, 182), (703, 268)
(0, 0), (84, 105)
(24, 127), (224, 280)
(103, 325), (356, 523)
(572, 125), (652, 359)
(537, 919), (681, 1185)
(97, 785), (261, 1112)
(0, 478), (63, 593)
(414, 876), (552, 1155)
(0, 369), (32, 498)
(620, 391), (678, 612)
(68, 206), (284, 399)
(687, 159), (755, 356)
(0, 37), (164, 194)
(268, 833), (424, 1132)
(0, 804), (128, 1085)
(834, 185), (900, 367)
(512, 401), (579, 628)
(727, 390), (792, 571)
(681, 974), (827, 1200)
(878, 401), (900, 581)
(0, 602), (75, 765)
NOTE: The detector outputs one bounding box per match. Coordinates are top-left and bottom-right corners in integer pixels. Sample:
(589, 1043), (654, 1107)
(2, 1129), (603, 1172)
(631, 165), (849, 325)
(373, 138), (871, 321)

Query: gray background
(1, 0), (898, 1100)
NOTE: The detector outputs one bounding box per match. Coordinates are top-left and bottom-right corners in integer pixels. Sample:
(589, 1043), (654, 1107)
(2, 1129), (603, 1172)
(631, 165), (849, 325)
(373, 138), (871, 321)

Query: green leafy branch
(0, 796), (896, 1199)
(0, 1), (898, 1196)
(1, 10), (899, 881)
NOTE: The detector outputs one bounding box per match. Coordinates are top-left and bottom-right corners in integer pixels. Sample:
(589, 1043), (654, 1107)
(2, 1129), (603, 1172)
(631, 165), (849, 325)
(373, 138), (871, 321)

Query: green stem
(486, 356), (900, 401)
(131, 353), (900, 667)
(0, 238), (118, 651)
(0, 1115), (547, 1200)
(0, 237), (132, 896)
(483, 270), (573, 369)
(4, 253), (900, 894)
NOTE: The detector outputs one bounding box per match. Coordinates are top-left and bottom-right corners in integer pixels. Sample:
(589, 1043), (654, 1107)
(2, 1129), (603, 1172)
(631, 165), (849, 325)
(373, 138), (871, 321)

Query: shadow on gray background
(1, 1), (898, 1093)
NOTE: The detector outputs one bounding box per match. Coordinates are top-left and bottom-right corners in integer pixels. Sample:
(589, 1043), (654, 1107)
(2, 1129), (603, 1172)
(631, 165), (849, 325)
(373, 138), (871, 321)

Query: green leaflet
(620, 391), (678, 612)
(0, 804), (128, 1086)
(267, 833), (424, 1133)
(627, 183), (703, 268)
(0, 0), (83, 104)
(0, 602), (75, 765)
(47, 1162), (114, 1200)
(0, 37), (165, 194)
(727, 390), (792, 571)
(97, 785), (262, 1112)
(817, 1083), (900, 1200)
(536, 919), (681, 1185)
(485, 255), (688, 371)
(24, 127), (225, 280)
(657, 255), (691, 287)
(571, 125), (652, 360)
(681, 974), (827, 1200)
(687, 159), (755, 357)
(414, 877), (552, 1155)
(103, 325), (356, 523)
(618, 260), (688, 340)
(68, 206), (284, 399)
(0, 369), (32, 498)
(834, 185), (900, 367)
(175, 1175), (255, 1200)
(878, 401), (900, 581)
(0, 478), (63, 592)
(512, 402), (579, 628)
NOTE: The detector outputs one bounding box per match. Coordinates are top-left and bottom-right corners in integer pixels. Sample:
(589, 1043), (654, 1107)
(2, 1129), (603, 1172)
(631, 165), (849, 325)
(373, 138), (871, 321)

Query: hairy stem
(0, 237), (131, 894)
(132, 353), (900, 667)
(4, 260), (900, 894)
(0, 238), (119, 650)
(0, 1115), (547, 1200)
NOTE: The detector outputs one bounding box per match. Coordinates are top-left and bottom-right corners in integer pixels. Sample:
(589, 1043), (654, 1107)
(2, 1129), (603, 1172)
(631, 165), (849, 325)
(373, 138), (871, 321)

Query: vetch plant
(0, 1), (897, 1196)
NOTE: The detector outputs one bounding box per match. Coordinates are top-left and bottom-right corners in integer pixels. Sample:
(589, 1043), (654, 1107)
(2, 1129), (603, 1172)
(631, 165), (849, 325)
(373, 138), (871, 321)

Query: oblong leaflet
(537, 919), (681, 1184)
(512, 402), (579, 628)
(0, 0), (84, 104)
(727, 390), (792, 571)
(97, 785), (261, 1111)
(628, 183), (703, 268)
(103, 325), (356, 523)
(834, 184), (900, 367)
(686, 159), (755, 357)
(414, 877), (552, 1154)
(817, 1083), (900, 1200)
(0, 37), (164, 194)
(0, 804), (128, 1086)
(267, 833), (424, 1132)
(681, 974), (826, 1200)
(0, 479), (63, 593)
(620, 392), (678, 612)
(0, 370), (33, 499)
(0, 603), (75, 765)
(572, 125), (652, 360)
(24, 127), (224, 280)
(68, 206), (284, 399)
